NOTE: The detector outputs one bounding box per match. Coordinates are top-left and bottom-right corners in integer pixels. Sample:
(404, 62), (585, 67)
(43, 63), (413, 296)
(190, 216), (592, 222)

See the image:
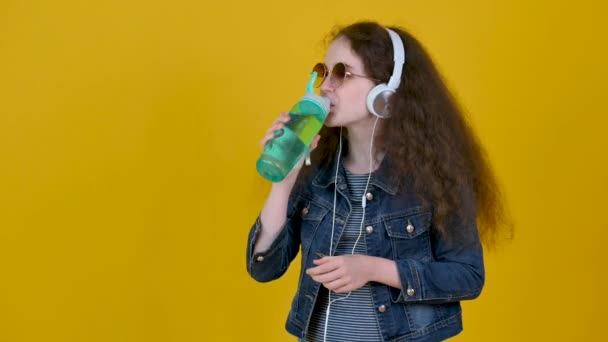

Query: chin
(323, 112), (340, 127)
(325, 112), (363, 128)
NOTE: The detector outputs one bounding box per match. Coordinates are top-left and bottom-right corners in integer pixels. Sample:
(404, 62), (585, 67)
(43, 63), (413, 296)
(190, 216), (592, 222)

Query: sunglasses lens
(332, 63), (346, 88)
(312, 63), (326, 88)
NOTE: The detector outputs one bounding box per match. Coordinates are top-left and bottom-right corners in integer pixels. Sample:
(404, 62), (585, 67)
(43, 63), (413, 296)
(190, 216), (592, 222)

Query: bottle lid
(302, 93), (330, 113)
(303, 71), (330, 113)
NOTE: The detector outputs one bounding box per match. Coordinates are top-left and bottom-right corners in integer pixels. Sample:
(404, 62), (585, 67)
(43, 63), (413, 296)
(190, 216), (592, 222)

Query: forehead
(324, 36), (365, 71)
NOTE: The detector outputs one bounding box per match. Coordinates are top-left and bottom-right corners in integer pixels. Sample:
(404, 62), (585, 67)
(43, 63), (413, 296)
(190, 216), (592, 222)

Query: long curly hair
(310, 21), (512, 248)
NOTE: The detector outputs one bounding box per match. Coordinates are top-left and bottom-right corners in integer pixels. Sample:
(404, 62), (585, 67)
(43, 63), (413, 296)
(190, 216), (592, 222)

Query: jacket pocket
(383, 210), (432, 260)
(298, 200), (329, 257)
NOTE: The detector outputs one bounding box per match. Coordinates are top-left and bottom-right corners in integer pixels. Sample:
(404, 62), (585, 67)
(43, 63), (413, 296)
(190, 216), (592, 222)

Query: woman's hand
(306, 255), (373, 293)
(260, 112), (321, 185)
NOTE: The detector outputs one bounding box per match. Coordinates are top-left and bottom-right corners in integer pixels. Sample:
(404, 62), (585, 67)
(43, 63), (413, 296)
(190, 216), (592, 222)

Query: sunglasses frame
(312, 62), (381, 88)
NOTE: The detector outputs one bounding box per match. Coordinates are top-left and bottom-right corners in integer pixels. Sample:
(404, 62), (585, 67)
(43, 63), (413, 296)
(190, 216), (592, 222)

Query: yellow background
(1, 0), (606, 341)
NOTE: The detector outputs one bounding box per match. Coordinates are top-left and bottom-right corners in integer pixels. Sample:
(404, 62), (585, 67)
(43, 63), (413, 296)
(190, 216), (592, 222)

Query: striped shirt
(303, 168), (383, 342)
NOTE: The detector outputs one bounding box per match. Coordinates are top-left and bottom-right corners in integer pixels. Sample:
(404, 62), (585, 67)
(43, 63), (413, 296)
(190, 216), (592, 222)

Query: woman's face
(320, 36), (376, 128)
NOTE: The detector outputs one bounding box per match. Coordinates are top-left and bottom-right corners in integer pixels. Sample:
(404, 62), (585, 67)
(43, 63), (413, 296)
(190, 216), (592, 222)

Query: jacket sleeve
(392, 189), (485, 304)
(246, 189), (302, 283)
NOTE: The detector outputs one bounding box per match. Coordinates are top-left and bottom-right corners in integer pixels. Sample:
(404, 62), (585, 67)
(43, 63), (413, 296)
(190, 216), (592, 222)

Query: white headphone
(366, 28), (405, 118)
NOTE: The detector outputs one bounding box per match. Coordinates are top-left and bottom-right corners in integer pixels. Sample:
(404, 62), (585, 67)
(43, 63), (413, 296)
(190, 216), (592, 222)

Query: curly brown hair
(309, 21), (512, 248)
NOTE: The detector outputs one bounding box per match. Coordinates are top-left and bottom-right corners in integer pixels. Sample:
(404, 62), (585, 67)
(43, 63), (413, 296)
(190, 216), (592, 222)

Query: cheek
(356, 87), (371, 110)
(353, 88), (373, 116)
(337, 87), (371, 114)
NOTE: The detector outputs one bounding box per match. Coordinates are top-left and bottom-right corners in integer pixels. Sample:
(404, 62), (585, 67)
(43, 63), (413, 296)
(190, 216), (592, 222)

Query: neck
(343, 117), (385, 174)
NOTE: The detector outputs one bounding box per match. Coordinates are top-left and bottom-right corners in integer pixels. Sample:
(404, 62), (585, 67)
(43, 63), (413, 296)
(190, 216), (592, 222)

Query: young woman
(246, 21), (509, 342)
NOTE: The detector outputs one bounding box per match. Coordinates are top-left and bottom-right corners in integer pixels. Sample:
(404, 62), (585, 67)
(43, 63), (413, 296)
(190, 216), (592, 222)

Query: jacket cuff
(391, 259), (423, 303)
(246, 216), (290, 279)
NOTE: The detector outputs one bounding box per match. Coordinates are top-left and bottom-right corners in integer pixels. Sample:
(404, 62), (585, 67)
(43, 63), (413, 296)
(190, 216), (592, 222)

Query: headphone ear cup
(367, 84), (395, 118)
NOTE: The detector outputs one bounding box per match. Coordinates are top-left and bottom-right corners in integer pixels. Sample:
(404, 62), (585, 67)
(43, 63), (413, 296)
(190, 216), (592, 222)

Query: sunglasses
(312, 62), (381, 88)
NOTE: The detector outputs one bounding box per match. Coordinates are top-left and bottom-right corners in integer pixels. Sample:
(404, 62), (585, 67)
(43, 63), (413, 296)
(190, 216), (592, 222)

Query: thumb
(310, 135), (321, 152)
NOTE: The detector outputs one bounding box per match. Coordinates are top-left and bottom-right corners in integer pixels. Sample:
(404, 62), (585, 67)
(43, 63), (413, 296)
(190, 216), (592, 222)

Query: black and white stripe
(304, 168), (383, 342)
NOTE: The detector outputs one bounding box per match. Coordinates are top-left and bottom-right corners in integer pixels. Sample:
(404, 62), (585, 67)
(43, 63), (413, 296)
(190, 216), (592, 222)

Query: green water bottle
(256, 72), (330, 182)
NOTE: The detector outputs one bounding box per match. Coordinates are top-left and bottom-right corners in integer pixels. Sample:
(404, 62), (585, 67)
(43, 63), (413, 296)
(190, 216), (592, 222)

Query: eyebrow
(342, 62), (363, 74)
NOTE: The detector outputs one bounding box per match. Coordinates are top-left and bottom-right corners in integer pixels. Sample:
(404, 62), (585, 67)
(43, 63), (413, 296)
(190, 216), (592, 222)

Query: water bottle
(256, 71), (330, 182)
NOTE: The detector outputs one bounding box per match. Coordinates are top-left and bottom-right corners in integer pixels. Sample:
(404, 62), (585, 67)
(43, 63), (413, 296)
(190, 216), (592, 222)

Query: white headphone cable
(323, 127), (342, 342)
(322, 117), (378, 342)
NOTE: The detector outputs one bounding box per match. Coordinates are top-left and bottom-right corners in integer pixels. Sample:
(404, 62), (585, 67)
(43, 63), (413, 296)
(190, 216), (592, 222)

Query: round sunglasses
(312, 62), (381, 88)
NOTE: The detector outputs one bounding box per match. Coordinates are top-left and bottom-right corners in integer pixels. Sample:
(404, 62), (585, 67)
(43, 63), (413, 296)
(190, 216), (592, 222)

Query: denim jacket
(246, 155), (485, 342)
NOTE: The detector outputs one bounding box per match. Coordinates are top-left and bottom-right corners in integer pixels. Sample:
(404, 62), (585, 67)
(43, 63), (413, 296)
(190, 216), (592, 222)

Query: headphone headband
(366, 27), (405, 118)
(385, 28), (405, 90)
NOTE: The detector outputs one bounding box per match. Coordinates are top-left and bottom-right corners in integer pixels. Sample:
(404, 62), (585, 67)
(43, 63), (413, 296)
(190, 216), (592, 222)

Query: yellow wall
(1, 0), (606, 341)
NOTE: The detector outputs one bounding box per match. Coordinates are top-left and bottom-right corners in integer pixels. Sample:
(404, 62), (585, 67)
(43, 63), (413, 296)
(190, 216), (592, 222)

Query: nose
(319, 76), (333, 96)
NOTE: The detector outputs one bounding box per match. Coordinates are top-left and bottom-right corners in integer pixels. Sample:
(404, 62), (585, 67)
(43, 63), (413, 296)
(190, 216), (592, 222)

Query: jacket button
(377, 305), (386, 313)
(365, 225), (374, 234)
(406, 223), (415, 233)
(365, 192), (374, 201)
(302, 207), (309, 216)
(339, 184), (347, 190)
(256, 256), (264, 262)
(407, 287), (415, 297)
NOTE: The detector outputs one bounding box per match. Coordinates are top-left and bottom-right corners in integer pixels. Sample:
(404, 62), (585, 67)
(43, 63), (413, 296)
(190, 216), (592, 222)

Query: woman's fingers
(310, 134), (321, 151)
(261, 115), (323, 157)
(323, 277), (349, 292)
(260, 113), (291, 148)
(271, 112), (290, 126)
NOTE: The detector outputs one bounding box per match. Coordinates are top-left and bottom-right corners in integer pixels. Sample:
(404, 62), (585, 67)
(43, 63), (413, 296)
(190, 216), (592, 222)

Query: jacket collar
(311, 151), (399, 195)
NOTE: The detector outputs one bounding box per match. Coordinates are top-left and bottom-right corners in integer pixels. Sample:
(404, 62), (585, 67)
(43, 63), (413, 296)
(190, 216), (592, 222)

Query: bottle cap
(303, 71), (330, 113)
